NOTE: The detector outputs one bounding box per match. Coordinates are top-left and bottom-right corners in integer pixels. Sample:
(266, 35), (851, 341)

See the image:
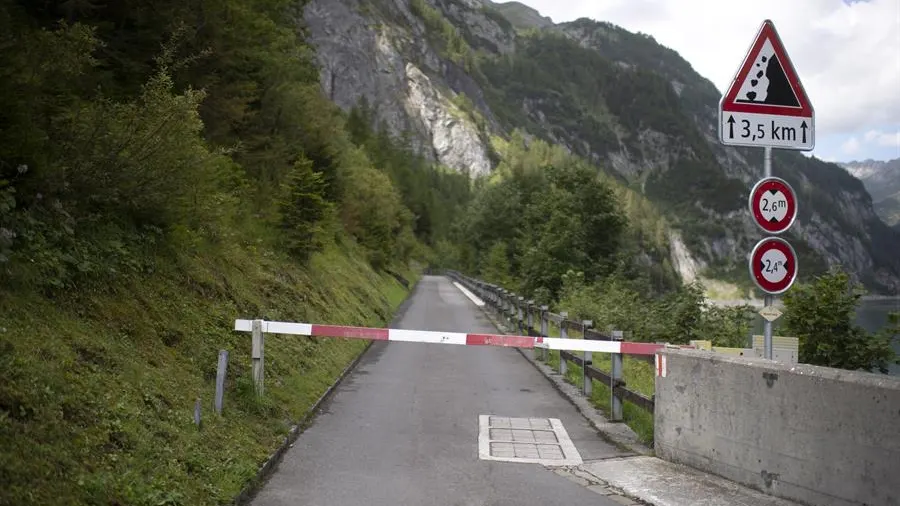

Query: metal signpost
(719, 19), (814, 359)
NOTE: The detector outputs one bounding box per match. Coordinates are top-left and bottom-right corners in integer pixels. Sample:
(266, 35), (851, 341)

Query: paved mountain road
(249, 275), (630, 506)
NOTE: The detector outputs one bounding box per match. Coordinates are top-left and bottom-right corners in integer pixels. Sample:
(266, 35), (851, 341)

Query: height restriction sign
(749, 237), (798, 295)
(749, 176), (797, 234)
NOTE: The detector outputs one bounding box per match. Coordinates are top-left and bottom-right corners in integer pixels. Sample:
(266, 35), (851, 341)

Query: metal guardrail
(446, 270), (656, 419)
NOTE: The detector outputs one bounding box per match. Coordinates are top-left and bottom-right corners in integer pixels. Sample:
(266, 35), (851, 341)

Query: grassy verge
(538, 321), (656, 445)
(0, 239), (420, 506)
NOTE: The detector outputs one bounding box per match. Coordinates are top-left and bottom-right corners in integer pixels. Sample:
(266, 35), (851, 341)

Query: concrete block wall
(654, 349), (900, 506)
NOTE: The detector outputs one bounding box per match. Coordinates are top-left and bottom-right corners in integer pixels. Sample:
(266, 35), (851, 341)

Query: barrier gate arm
(234, 318), (681, 355)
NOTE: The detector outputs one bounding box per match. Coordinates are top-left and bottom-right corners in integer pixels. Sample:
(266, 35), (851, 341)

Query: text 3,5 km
(729, 119), (802, 142)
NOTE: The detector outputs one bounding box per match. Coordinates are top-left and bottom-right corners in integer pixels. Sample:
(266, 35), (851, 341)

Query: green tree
(278, 156), (332, 263)
(481, 241), (513, 287)
(701, 305), (754, 348)
(782, 269), (899, 374)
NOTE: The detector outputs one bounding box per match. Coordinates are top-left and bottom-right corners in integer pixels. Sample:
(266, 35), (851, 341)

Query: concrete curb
(232, 274), (423, 505)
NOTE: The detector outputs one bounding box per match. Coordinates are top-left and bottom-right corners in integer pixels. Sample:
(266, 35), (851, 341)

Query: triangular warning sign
(721, 20), (812, 117)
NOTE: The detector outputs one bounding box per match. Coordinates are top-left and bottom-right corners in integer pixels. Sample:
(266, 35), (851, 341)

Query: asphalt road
(249, 275), (629, 506)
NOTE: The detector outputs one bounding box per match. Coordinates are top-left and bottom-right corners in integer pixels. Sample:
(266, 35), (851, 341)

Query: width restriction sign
(749, 176), (797, 234)
(718, 20), (814, 150)
(749, 237), (798, 295)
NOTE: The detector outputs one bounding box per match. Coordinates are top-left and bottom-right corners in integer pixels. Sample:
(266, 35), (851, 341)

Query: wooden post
(559, 311), (568, 376)
(610, 330), (624, 422)
(502, 290), (510, 323)
(194, 397), (202, 429)
(505, 291), (511, 322)
(252, 319), (265, 397)
(540, 305), (549, 361)
(582, 320), (593, 396)
(215, 349), (229, 416)
(526, 301), (534, 335)
(516, 296), (524, 333)
(528, 301), (538, 360)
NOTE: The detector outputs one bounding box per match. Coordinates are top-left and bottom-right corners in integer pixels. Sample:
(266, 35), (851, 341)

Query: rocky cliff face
(300, 0), (900, 294)
(303, 0), (494, 177)
(842, 158), (900, 227)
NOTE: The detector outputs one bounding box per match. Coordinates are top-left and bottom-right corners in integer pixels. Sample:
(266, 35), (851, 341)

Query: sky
(513, 0), (900, 163)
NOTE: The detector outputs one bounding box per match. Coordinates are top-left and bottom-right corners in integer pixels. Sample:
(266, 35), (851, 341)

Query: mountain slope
(842, 158), (900, 227)
(300, 0), (900, 295)
(486, 1), (553, 29)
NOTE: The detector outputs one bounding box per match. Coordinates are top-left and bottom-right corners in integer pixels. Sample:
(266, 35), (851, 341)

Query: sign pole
(763, 146), (774, 359)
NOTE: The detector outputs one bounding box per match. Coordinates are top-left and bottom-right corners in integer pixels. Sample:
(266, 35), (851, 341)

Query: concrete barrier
(654, 348), (900, 506)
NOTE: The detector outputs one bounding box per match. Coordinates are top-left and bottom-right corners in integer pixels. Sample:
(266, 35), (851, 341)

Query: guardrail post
(610, 330), (624, 422)
(539, 305), (549, 361)
(526, 300), (534, 334)
(517, 296), (525, 333)
(252, 319), (265, 396)
(582, 320), (593, 396)
(527, 300), (538, 359)
(559, 311), (568, 376)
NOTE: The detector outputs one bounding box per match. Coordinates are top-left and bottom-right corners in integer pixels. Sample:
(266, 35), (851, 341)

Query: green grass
(0, 239), (420, 506)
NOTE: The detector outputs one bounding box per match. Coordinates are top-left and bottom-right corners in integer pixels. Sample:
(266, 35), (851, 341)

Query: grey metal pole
(763, 146), (774, 360)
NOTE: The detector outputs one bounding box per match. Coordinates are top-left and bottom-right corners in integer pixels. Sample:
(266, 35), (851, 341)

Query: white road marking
(478, 415), (583, 466)
(453, 281), (485, 307)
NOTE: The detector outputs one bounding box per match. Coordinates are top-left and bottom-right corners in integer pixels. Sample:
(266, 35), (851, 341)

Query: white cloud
(514, 0), (900, 147)
(842, 136), (862, 155)
(863, 129), (900, 147)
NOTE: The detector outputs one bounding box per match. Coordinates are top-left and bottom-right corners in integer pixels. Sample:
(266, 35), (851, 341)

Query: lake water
(749, 298), (900, 376)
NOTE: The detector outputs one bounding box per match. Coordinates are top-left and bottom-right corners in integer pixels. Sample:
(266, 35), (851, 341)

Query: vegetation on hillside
(0, 0), (469, 503)
(783, 269), (900, 374)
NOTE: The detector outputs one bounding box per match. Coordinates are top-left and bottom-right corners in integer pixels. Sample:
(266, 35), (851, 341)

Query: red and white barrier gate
(233, 318), (688, 397)
(233, 319), (677, 355)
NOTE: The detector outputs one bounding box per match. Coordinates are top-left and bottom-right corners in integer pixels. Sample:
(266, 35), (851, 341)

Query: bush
(554, 271), (752, 346)
(783, 268), (899, 374)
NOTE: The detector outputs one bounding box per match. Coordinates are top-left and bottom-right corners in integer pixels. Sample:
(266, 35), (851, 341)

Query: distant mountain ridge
(841, 158), (900, 227)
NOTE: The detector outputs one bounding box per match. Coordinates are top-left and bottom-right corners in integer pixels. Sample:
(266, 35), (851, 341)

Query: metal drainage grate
(477, 415), (583, 465)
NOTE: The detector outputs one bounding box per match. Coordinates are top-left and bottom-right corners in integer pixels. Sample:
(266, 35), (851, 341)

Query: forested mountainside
(842, 158), (900, 228)
(0, 0), (466, 502)
(303, 0), (900, 295)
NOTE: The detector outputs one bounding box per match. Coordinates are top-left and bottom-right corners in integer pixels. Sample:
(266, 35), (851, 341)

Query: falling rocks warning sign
(718, 19), (814, 150)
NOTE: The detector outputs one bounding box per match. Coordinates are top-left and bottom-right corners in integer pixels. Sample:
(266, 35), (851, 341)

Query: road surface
(249, 275), (629, 506)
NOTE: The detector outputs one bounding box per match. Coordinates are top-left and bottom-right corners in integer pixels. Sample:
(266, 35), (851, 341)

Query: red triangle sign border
(721, 20), (813, 118)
